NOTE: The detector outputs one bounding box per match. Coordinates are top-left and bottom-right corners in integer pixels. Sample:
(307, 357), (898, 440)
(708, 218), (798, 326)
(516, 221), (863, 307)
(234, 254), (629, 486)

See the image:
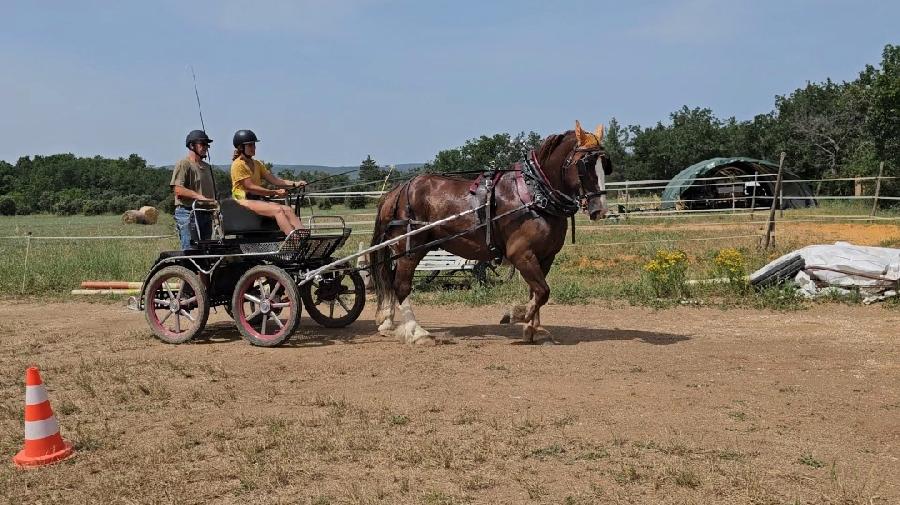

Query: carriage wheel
(224, 279), (277, 323)
(300, 269), (366, 328)
(472, 261), (517, 285)
(144, 265), (209, 344)
(232, 265), (301, 347)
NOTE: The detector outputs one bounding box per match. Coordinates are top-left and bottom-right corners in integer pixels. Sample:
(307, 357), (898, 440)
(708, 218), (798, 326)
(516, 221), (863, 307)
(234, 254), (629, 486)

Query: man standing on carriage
(171, 130), (217, 250)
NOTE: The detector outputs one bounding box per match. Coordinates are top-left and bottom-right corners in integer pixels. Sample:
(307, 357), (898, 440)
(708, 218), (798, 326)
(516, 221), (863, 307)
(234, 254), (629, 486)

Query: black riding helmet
(233, 129), (260, 148)
(185, 130), (213, 149)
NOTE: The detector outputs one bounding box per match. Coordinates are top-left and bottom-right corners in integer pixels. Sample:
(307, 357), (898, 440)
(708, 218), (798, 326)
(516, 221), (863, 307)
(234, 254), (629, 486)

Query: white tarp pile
(752, 242), (900, 303)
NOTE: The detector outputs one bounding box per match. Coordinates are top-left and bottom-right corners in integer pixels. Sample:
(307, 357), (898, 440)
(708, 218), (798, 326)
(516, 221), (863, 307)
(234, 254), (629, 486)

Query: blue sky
(2, 0), (897, 167)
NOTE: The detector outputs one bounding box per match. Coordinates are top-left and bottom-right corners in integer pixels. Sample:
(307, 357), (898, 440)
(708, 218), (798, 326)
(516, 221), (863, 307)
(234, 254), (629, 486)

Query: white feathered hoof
(411, 333), (437, 346)
(395, 321), (431, 344)
(522, 325), (551, 344)
(377, 318), (395, 337)
(503, 304), (527, 324)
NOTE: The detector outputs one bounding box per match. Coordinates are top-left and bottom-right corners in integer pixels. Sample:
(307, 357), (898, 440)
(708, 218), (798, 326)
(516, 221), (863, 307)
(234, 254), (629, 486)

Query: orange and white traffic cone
(12, 367), (74, 468)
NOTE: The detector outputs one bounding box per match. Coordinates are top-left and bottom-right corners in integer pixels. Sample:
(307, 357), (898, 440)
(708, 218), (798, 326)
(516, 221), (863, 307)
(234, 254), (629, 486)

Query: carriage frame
(139, 193), (367, 347)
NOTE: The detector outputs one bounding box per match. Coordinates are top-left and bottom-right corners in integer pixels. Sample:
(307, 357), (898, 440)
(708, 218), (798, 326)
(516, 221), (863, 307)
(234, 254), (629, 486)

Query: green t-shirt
(170, 157), (216, 206)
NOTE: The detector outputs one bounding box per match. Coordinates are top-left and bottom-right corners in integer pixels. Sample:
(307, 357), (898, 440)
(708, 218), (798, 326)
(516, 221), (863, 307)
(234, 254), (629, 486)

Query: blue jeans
(174, 207), (212, 250)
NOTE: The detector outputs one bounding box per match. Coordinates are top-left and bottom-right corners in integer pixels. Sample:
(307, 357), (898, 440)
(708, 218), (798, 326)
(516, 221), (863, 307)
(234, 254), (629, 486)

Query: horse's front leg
(507, 254), (551, 343)
(393, 252), (434, 345)
(376, 303), (396, 335)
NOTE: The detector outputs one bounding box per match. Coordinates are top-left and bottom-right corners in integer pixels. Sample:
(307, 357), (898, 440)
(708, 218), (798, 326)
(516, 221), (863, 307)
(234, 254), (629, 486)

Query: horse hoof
(377, 319), (395, 335)
(522, 326), (535, 343)
(499, 312), (511, 325)
(412, 335), (437, 346)
(508, 305), (527, 324)
(395, 324), (431, 344)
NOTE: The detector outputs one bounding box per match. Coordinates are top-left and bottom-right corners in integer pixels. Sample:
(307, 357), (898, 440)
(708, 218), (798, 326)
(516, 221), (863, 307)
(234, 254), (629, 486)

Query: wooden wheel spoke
(271, 313), (284, 329)
(164, 281), (176, 301)
(160, 310), (173, 324)
(269, 282), (282, 300)
(243, 293), (261, 304)
(336, 296), (352, 313)
(179, 309), (195, 322)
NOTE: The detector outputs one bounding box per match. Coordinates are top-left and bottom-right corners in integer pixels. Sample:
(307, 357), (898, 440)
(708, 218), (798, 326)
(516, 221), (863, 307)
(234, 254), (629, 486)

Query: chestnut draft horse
(370, 121), (611, 344)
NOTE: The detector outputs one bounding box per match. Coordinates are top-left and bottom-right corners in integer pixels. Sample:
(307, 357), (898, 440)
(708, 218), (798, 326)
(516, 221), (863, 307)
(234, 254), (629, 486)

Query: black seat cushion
(220, 198), (280, 235)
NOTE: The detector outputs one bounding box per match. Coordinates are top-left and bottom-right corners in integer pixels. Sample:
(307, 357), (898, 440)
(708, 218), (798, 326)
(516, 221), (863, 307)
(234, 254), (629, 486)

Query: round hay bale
(139, 206), (159, 225)
(122, 209), (146, 225)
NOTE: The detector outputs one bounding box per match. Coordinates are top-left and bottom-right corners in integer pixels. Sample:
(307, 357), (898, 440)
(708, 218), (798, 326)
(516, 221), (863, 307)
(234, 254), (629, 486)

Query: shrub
(713, 247), (749, 292)
(317, 198), (333, 210)
(53, 199), (83, 216)
(0, 196), (16, 215)
(82, 200), (106, 215)
(346, 194), (367, 209)
(642, 249), (689, 298)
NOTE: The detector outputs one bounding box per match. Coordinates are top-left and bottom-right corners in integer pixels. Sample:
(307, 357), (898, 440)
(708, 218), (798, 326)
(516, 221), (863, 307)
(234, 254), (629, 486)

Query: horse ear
(574, 120), (585, 146)
(594, 124), (605, 145)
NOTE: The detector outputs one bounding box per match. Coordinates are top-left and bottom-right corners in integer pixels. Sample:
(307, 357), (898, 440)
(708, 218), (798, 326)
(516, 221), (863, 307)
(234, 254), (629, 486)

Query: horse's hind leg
(393, 251), (434, 345)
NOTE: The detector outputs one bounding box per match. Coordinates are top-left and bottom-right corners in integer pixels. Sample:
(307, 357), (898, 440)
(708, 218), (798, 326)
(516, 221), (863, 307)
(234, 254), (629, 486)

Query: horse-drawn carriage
(141, 120), (611, 347)
(139, 192), (366, 347)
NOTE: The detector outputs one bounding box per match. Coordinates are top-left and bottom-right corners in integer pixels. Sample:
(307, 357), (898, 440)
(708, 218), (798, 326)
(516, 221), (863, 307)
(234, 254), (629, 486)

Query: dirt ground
(0, 301), (897, 504)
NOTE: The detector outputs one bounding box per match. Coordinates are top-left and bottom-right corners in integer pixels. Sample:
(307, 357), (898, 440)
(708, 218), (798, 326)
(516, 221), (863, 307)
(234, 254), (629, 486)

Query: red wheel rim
(148, 274), (202, 339)
(236, 275), (295, 342)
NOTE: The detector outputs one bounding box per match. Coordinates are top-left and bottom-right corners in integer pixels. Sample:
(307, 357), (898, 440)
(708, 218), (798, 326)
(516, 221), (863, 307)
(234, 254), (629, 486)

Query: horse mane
(535, 131), (574, 166)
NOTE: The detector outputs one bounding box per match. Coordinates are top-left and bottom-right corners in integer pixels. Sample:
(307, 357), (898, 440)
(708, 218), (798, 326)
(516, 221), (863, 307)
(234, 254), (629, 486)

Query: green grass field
(1, 202), (897, 309)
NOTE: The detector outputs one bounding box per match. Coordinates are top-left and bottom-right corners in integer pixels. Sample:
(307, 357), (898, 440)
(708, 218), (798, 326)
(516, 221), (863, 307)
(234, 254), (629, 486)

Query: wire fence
(2, 170), (896, 294)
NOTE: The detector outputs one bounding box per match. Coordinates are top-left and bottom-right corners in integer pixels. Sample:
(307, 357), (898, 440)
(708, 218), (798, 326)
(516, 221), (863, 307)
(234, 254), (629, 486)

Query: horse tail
(370, 188), (400, 314)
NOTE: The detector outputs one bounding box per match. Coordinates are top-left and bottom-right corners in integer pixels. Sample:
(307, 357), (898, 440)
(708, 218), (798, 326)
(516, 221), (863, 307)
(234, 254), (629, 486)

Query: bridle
(561, 133), (609, 203)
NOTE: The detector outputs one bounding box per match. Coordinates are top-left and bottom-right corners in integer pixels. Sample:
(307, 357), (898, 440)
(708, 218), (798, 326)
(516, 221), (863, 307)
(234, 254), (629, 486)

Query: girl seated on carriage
(229, 129), (306, 236)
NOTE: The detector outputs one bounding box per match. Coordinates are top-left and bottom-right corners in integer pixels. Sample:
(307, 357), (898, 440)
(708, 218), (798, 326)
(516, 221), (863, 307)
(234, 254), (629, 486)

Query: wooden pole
(870, 161), (885, 218)
(623, 181), (630, 220)
(381, 164), (396, 192)
(779, 184), (785, 218)
(731, 179), (737, 214)
(762, 152), (786, 250)
(750, 171), (758, 219)
(21, 234), (31, 293)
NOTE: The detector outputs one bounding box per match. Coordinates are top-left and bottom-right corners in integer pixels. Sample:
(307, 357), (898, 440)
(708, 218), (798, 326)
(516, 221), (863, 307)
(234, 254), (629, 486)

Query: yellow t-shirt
(230, 158), (271, 200)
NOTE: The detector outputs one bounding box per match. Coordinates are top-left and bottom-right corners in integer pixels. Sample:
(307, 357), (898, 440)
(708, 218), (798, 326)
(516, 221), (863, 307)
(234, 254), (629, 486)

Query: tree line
(1, 45), (895, 216)
(417, 44), (898, 197)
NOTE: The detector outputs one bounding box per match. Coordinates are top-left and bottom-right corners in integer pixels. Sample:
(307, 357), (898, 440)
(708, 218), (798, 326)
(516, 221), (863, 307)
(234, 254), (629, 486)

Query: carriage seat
(219, 198), (280, 235)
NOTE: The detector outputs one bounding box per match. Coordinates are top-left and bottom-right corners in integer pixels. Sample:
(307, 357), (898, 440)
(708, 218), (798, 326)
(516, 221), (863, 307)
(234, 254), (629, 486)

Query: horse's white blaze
(594, 157), (609, 216)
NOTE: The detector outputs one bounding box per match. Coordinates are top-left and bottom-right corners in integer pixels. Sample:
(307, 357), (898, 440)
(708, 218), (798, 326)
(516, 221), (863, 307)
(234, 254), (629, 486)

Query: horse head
(536, 120), (612, 220)
(571, 120), (611, 220)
